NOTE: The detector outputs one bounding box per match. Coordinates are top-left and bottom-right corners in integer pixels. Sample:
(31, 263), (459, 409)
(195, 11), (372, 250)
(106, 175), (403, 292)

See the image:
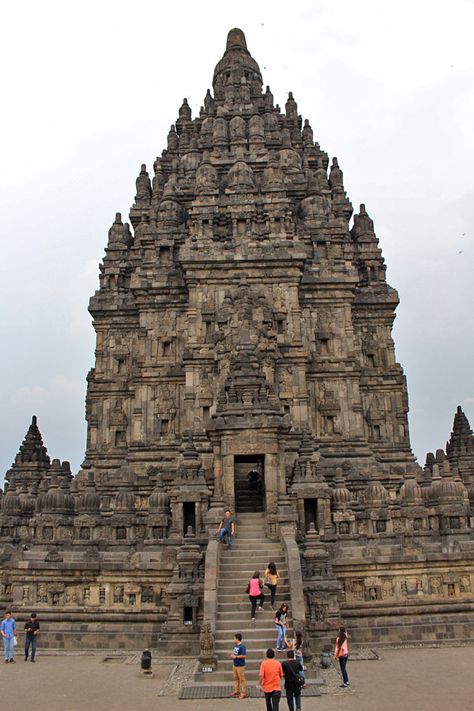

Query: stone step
(217, 589), (289, 599)
(224, 542), (277, 548)
(216, 606), (282, 617)
(218, 567), (287, 574)
(198, 670), (318, 684)
(213, 648), (286, 664)
(217, 583), (289, 592)
(232, 529), (268, 534)
(219, 560), (286, 567)
(217, 594), (290, 604)
(214, 619), (285, 632)
(217, 594), (288, 619)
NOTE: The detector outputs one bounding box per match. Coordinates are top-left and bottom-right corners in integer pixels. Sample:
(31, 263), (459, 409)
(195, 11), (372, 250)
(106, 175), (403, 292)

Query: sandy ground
(0, 646), (472, 711)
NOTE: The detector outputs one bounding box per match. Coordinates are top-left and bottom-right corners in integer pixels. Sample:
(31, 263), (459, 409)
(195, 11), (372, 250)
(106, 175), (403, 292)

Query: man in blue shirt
(1, 611), (17, 663)
(229, 632), (247, 699)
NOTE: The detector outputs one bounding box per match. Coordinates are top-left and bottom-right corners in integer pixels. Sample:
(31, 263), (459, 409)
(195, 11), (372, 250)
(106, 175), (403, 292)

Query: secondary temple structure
(2, 29), (474, 661)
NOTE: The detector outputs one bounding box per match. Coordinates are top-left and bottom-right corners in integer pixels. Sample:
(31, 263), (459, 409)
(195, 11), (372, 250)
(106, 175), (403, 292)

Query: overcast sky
(1, 0), (473, 486)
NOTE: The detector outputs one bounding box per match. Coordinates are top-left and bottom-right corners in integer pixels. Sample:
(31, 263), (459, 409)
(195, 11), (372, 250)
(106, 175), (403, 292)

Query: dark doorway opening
(234, 454), (264, 512)
(183, 502), (196, 535)
(304, 498), (318, 532)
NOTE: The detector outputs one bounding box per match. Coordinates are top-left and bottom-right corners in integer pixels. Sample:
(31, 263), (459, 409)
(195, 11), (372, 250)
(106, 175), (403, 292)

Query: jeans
(3, 637), (14, 661)
(217, 528), (232, 549)
(276, 624), (286, 649)
(249, 594), (265, 618)
(266, 584), (277, 606)
(339, 655), (349, 684)
(285, 688), (302, 711)
(265, 690), (281, 711)
(295, 653), (304, 679)
(25, 636), (37, 660)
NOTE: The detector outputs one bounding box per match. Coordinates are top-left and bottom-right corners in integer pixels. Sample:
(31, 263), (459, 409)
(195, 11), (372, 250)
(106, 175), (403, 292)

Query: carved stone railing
(199, 537), (220, 670)
(281, 526), (306, 634)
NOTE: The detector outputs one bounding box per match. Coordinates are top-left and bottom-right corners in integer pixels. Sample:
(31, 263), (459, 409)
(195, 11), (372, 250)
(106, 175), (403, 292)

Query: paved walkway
(0, 646), (472, 711)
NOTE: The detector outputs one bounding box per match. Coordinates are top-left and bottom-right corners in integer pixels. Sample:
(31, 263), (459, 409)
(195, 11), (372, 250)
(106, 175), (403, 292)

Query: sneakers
(257, 606), (263, 611)
(340, 682), (349, 688)
(30, 659), (36, 662)
(9, 659), (15, 663)
(251, 617), (256, 622)
(276, 646), (281, 651)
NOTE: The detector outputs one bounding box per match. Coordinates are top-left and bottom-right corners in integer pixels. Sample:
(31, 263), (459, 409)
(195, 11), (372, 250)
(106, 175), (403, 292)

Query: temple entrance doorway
(234, 455), (264, 512)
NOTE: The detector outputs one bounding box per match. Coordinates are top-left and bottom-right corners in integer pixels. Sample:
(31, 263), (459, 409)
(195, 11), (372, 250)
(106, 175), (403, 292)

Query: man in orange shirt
(259, 648), (283, 711)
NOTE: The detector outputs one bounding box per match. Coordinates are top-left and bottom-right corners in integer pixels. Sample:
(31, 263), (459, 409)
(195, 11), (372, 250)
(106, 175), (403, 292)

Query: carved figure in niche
(358, 521), (368, 535)
(460, 576), (471, 593)
(430, 577), (442, 595)
(382, 579), (395, 599)
(315, 601), (329, 622)
(278, 367), (293, 398)
(37, 584), (48, 603)
(114, 586), (124, 603)
(200, 622), (215, 655)
(392, 518), (403, 533)
(350, 580), (364, 601)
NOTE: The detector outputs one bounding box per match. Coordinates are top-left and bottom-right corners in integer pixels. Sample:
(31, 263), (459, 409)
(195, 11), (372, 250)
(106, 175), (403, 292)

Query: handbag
(288, 661), (304, 687)
(295, 672), (305, 687)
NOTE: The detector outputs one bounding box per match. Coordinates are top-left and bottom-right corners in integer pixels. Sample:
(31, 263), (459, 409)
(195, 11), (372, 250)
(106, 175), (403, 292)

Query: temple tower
(1, 29), (474, 655)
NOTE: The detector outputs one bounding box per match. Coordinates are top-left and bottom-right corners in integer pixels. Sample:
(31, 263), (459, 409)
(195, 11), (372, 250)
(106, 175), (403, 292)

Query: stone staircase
(211, 511), (292, 682)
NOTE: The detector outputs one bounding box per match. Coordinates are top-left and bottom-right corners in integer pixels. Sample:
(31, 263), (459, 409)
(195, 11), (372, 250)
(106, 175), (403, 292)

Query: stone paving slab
(0, 646), (473, 710)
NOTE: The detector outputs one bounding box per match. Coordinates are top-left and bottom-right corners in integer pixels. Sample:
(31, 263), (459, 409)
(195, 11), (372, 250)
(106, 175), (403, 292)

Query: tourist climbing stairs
(210, 511), (292, 683)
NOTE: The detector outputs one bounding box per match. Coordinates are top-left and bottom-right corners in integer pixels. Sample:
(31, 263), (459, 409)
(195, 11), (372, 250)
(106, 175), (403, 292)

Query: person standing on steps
(281, 649), (304, 711)
(217, 509), (235, 550)
(333, 625), (349, 688)
(229, 632), (247, 699)
(264, 561), (280, 610)
(24, 612), (40, 662)
(1, 611), (17, 663)
(275, 603), (288, 650)
(259, 648), (283, 711)
(286, 631), (305, 682)
(247, 571), (265, 621)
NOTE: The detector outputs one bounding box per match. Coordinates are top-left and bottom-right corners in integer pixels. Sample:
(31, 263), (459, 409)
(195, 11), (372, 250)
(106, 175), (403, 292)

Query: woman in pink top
(247, 571), (265, 621)
(333, 625), (349, 687)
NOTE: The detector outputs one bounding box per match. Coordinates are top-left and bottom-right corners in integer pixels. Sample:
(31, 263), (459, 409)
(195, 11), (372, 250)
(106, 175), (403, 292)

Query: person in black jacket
(24, 613), (40, 662)
(281, 650), (303, 711)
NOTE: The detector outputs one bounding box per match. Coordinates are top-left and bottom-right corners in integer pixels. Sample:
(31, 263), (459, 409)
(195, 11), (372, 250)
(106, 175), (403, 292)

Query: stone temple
(2, 29), (474, 666)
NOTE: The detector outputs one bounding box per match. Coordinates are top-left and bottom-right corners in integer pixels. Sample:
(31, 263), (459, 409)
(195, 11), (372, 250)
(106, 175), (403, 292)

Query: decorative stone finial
(226, 28), (247, 51)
